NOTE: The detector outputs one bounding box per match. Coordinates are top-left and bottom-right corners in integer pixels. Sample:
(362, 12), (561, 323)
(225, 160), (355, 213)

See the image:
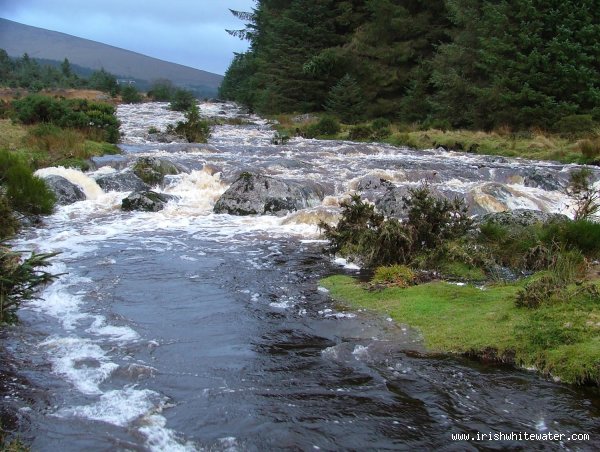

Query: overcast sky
(0, 0), (254, 75)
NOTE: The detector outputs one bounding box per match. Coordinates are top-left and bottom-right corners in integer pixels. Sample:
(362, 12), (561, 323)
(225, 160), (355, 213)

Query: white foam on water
(57, 386), (163, 426)
(86, 316), (140, 342)
(334, 257), (361, 270)
(139, 414), (198, 452)
(269, 296), (296, 309)
(26, 264), (90, 330)
(352, 345), (370, 359)
(163, 168), (227, 216)
(39, 336), (118, 394)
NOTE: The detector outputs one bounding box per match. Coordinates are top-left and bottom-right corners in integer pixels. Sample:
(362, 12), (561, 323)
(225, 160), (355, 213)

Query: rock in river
(121, 190), (175, 212)
(41, 175), (86, 205)
(95, 171), (150, 193)
(132, 157), (186, 186)
(213, 172), (324, 215)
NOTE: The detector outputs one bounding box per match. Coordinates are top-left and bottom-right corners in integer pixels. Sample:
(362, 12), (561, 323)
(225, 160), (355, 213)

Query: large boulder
(95, 171), (149, 193)
(121, 191), (175, 212)
(213, 173), (324, 216)
(474, 209), (569, 227)
(132, 157), (186, 186)
(41, 175), (86, 205)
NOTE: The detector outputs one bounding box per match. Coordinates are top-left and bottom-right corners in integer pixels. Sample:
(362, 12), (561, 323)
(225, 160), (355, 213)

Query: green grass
(320, 275), (600, 385)
(0, 120), (120, 170)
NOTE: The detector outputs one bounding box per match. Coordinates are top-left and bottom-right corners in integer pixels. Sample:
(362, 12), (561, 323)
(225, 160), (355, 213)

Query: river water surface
(2, 102), (599, 451)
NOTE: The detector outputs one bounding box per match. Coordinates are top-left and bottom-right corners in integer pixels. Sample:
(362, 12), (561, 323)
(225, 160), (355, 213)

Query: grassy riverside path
(320, 275), (600, 386)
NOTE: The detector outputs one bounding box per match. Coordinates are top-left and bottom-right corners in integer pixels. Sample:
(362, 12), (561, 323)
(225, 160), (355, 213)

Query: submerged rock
(41, 175), (86, 205)
(95, 171), (149, 193)
(89, 154), (129, 171)
(213, 173), (324, 215)
(121, 190), (175, 212)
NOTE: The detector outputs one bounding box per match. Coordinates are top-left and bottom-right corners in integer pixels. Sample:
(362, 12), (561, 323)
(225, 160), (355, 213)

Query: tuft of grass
(0, 120), (27, 151)
(321, 275), (600, 385)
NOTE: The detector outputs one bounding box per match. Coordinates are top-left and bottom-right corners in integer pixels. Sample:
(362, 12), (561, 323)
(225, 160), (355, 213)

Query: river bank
(273, 113), (600, 165)
(320, 274), (600, 386)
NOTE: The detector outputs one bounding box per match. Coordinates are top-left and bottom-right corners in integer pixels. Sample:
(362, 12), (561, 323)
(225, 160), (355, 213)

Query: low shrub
(372, 265), (415, 287)
(558, 220), (600, 257)
(554, 114), (596, 138)
(171, 105), (211, 143)
(0, 150), (55, 218)
(515, 275), (565, 309)
(402, 185), (473, 251)
(368, 218), (413, 266)
(12, 95), (120, 143)
(305, 116), (340, 137)
(348, 125), (373, 140)
(321, 186), (472, 268)
(371, 118), (391, 130)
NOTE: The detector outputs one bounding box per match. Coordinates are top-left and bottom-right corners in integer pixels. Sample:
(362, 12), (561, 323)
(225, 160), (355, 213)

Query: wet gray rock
(214, 173), (324, 216)
(41, 175), (86, 205)
(356, 175), (395, 191)
(523, 170), (564, 191)
(356, 175), (396, 203)
(89, 155), (129, 171)
(132, 157), (186, 186)
(121, 191), (175, 212)
(474, 209), (569, 227)
(94, 171), (149, 193)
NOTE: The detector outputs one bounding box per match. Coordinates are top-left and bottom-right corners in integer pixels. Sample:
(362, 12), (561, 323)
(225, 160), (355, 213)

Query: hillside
(0, 18), (223, 96)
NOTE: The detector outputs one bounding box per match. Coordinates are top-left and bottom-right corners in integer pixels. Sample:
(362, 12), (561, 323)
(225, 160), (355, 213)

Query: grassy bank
(321, 275), (600, 385)
(272, 114), (600, 164)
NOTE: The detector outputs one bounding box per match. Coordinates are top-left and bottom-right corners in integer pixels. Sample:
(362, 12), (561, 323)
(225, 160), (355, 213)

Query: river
(1, 102), (598, 451)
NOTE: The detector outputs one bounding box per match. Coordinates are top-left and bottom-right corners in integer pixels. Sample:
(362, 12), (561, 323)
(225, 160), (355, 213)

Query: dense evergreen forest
(0, 49), (125, 95)
(220, 0), (600, 131)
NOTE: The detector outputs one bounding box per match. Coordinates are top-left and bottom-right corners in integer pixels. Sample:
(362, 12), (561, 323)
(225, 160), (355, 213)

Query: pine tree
(324, 74), (365, 123)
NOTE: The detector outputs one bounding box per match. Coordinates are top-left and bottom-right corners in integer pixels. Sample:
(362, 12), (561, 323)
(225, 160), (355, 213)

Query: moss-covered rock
(132, 157), (183, 186)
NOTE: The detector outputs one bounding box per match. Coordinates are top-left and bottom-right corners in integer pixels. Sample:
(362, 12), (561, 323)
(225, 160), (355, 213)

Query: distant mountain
(0, 18), (223, 97)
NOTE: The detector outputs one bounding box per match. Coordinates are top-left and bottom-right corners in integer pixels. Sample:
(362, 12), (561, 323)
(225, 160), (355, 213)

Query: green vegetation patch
(321, 275), (600, 385)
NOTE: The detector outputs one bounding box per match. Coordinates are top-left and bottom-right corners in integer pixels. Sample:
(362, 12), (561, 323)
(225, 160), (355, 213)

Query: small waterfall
(35, 166), (105, 200)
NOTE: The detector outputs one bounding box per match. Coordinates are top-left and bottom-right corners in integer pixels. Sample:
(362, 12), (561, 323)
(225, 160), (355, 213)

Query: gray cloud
(0, 0), (254, 74)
